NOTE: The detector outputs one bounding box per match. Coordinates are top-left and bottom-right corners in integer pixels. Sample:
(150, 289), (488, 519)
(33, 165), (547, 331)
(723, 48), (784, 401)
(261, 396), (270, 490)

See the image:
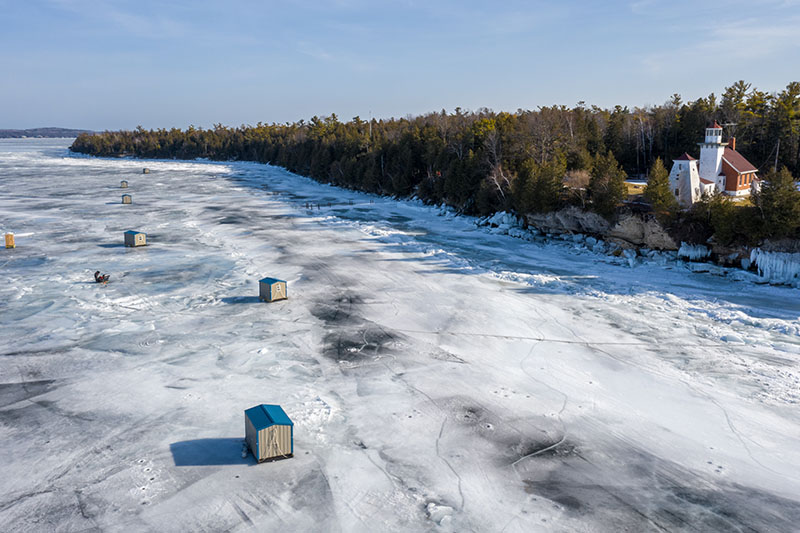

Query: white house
(668, 122), (759, 206)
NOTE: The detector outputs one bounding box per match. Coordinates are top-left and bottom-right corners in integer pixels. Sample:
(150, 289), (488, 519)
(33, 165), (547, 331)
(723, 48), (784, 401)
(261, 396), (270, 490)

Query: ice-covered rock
(585, 236), (597, 247)
(721, 334), (745, 344)
(749, 248), (800, 287)
(572, 233), (585, 243)
(426, 502), (454, 526)
(508, 228), (529, 239)
(678, 242), (711, 261)
(486, 211), (521, 229)
(623, 248), (637, 268)
(686, 262), (711, 273)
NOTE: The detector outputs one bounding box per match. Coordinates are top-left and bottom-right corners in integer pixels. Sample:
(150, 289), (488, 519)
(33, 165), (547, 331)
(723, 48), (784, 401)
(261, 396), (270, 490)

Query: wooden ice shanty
(259, 277), (287, 302)
(124, 230), (146, 247)
(245, 404), (294, 462)
(120, 180), (128, 188)
(142, 168), (150, 174)
(122, 194), (132, 204)
(4, 233), (14, 249)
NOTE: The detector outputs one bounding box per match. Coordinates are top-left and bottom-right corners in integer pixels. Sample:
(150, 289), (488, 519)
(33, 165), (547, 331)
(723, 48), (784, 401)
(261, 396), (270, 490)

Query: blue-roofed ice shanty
(124, 230), (146, 247)
(245, 404), (294, 462)
(259, 277), (287, 302)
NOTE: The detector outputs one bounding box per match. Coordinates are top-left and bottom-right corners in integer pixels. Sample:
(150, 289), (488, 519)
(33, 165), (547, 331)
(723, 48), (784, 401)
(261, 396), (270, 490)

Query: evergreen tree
(589, 151), (626, 217)
(643, 157), (678, 216)
(755, 166), (800, 239)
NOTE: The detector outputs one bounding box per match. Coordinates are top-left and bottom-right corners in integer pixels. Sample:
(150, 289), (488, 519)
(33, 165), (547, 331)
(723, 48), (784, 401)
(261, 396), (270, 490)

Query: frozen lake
(2, 138), (800, 532)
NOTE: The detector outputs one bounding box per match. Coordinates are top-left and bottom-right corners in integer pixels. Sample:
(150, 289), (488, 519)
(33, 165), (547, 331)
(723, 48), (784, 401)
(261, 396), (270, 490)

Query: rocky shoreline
(475, 207), (800, 288)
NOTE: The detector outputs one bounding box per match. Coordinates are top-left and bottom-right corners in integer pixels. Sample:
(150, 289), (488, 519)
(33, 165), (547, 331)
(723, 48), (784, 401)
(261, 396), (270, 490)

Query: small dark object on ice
(94, 271), (110, 283)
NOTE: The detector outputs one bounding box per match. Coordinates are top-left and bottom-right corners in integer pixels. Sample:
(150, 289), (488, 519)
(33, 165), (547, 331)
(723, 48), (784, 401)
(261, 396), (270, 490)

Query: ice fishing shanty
(124, 230), (146, 247)
(5, 233), (14, 249)
(120, 180), (128, 188)
(245, 404), (294, 462)
(122, 194), (132, 204)
(142, 168), (150, 174)
(259, 277), (287, 302)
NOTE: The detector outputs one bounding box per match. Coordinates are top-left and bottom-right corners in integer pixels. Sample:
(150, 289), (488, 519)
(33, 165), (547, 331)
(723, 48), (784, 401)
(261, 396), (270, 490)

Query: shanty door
(272, 283), (284, 300)
(261, 427), (290, 459)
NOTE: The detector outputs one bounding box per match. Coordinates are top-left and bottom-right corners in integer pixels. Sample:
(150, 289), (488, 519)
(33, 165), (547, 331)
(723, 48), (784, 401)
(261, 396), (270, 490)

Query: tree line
(71, 80), (800, 245)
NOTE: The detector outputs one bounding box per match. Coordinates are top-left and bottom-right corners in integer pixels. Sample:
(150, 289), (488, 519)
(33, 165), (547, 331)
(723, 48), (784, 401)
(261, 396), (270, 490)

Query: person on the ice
(94, 271), (109, 283)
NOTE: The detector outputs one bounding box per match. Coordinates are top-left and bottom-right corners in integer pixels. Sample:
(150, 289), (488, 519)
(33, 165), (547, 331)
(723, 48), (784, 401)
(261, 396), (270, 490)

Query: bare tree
(563, 169), (590, 207)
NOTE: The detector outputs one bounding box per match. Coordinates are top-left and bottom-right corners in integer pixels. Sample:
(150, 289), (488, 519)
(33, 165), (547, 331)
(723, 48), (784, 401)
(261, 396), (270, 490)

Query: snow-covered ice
(2, 139), (800, 531)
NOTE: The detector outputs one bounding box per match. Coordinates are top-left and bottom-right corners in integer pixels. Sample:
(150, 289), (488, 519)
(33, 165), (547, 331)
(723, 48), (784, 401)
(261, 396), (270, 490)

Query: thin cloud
(641, 15), (800, 75)
(295, 40), (376, 72)
(45, 0), (191, 40)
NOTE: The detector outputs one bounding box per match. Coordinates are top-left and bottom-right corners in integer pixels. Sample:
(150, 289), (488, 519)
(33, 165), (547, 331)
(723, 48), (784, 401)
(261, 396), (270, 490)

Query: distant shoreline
(0, 127), (94, 139)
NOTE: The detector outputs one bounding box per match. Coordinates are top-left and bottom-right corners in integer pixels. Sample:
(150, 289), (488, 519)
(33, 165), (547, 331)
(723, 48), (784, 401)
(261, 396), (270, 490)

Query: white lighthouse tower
(698, 121), (726, 191)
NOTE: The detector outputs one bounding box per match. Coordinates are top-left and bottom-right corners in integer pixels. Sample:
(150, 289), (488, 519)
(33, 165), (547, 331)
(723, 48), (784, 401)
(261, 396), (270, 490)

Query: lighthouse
(666, 122), (759, 206)
(698, 122), (727, 191)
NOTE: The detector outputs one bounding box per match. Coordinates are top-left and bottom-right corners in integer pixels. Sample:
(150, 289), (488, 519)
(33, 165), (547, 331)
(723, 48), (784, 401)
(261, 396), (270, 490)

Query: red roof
(710, 121), (722, 129)
(675, 152), (696, 161)
(699, 178), (714, 185)
(722, 147), (757, 173)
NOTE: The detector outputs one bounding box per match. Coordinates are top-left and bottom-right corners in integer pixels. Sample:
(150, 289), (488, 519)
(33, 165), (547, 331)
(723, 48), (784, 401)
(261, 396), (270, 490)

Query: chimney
(730, 137), (736, 150)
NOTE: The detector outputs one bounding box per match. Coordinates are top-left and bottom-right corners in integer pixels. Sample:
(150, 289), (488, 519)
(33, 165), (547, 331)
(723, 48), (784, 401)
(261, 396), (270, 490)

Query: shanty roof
(259, 277), (286, 284)
(124, 230), (143, 235)
(699, 178), (714, 185)
(709, 121), (722, 129)
(245, 404), (293, 430)
(675, 153), (696, 161)
(722, 147), (758, 173)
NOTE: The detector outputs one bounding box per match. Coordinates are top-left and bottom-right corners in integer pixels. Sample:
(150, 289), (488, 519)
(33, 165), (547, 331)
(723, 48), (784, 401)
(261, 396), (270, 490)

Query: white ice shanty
(245, 404), (294, 462)
(259, 277), (287, 302)
(124, 230), (146, 247)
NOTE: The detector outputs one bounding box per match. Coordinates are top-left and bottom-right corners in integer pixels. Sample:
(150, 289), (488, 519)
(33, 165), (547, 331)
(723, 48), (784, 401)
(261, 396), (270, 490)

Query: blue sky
(1, 0), (798, 130)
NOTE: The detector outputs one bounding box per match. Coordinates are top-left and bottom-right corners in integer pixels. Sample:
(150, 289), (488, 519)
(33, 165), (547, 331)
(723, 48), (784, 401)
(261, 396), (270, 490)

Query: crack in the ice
(436, 418), (465, 511)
